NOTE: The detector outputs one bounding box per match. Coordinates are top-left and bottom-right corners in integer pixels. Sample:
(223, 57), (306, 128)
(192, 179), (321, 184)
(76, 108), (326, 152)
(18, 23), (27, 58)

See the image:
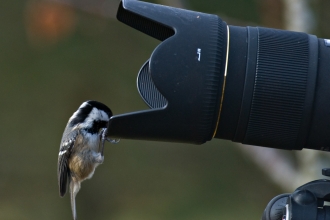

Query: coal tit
(57, 100), (118, 220)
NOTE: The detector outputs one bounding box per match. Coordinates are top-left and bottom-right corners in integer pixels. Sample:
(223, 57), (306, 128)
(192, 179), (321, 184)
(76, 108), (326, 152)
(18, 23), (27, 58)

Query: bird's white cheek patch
(100, 110), (110, 121)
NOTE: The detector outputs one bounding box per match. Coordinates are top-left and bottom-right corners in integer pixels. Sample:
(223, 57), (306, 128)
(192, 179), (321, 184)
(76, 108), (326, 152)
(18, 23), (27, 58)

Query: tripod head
(263, 169), (330, 220)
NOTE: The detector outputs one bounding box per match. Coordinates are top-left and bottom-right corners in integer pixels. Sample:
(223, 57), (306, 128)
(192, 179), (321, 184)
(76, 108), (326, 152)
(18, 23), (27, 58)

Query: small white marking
(285, 204), (289, 220)
(59, 150), (67, 156)
(197, 48), (201, 61)
(325, 39), (330, 46)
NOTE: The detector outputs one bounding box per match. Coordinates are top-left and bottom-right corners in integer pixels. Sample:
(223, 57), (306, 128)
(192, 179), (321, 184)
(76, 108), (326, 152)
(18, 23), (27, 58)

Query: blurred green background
(0, 0), (328, 219)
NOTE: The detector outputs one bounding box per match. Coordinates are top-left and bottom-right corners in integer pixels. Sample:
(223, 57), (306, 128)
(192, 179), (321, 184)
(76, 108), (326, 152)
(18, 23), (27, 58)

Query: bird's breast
(69, 151), (97, 181)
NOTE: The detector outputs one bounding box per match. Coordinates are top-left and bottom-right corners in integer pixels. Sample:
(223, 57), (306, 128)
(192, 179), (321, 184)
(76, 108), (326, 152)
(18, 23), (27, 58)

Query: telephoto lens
(216, 26), (327, 151)
(108, 0), (330, 151)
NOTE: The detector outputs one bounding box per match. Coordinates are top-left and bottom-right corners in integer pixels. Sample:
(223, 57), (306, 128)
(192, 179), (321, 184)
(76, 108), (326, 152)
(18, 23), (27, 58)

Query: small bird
(57, 100), (118, 220)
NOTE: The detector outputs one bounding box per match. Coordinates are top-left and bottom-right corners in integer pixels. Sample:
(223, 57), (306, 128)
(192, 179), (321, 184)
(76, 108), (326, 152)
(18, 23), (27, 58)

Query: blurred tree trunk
(240, 0), (319, 192)
(283, 0), (318, 188)
(283, 0), (314, 33)
(258, 0), (284, 29)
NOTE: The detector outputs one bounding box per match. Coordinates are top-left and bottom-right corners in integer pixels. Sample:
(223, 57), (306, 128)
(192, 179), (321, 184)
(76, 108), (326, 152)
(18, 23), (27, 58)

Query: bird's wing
(58, 132), (77, 197)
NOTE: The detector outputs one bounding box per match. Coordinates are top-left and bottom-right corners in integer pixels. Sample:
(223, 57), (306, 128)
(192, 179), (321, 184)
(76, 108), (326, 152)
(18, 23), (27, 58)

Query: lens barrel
(215, 25), (330, 151)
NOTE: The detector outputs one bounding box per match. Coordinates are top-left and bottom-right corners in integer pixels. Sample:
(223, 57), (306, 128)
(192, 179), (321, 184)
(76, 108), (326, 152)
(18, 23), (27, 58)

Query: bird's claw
(100, 128), (120, 156)
(101, 128), (120, 144)
(106, 138), (120, 144)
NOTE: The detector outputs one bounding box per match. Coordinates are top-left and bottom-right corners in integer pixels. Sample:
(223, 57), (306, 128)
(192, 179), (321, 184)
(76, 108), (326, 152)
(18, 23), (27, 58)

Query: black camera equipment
(108, 0), (330, 219)
(262, 168), (330, 220)
(107, 0), (330, 152)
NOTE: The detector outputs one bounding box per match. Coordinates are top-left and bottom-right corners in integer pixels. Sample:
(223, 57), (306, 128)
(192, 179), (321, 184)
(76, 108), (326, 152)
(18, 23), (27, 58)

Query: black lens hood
(107, 0), (228, 144)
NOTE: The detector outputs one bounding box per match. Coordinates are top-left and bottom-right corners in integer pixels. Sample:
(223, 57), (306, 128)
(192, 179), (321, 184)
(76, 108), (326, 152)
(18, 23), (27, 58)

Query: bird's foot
(100, 128), (120, 156)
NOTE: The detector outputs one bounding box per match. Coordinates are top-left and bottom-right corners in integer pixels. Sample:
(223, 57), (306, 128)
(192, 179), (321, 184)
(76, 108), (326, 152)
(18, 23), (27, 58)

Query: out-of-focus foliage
(189, 0), (260, 24)
(315, 0), (330, 37)
(1, 0), (315, 219)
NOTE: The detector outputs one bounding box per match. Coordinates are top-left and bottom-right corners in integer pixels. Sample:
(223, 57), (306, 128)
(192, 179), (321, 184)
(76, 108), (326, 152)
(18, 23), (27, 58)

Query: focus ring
(243, 27), (309, 149)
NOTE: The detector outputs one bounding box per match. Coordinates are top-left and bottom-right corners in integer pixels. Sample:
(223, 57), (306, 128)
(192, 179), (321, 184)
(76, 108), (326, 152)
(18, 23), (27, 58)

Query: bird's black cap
(70, 101), (112, 127)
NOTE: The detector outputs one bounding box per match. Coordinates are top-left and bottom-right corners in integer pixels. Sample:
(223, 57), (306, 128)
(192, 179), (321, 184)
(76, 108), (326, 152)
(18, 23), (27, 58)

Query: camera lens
(113, 0), (330, 149)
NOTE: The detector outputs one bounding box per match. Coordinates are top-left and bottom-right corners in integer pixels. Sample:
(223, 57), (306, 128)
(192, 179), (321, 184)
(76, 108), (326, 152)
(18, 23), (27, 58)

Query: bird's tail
(70, 180), (81, 220)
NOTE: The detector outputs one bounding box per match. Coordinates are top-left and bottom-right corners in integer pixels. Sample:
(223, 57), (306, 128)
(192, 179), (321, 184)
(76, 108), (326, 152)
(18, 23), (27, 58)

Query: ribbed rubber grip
(137, 61), (168, 109)
(243, 28), (309, 149)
